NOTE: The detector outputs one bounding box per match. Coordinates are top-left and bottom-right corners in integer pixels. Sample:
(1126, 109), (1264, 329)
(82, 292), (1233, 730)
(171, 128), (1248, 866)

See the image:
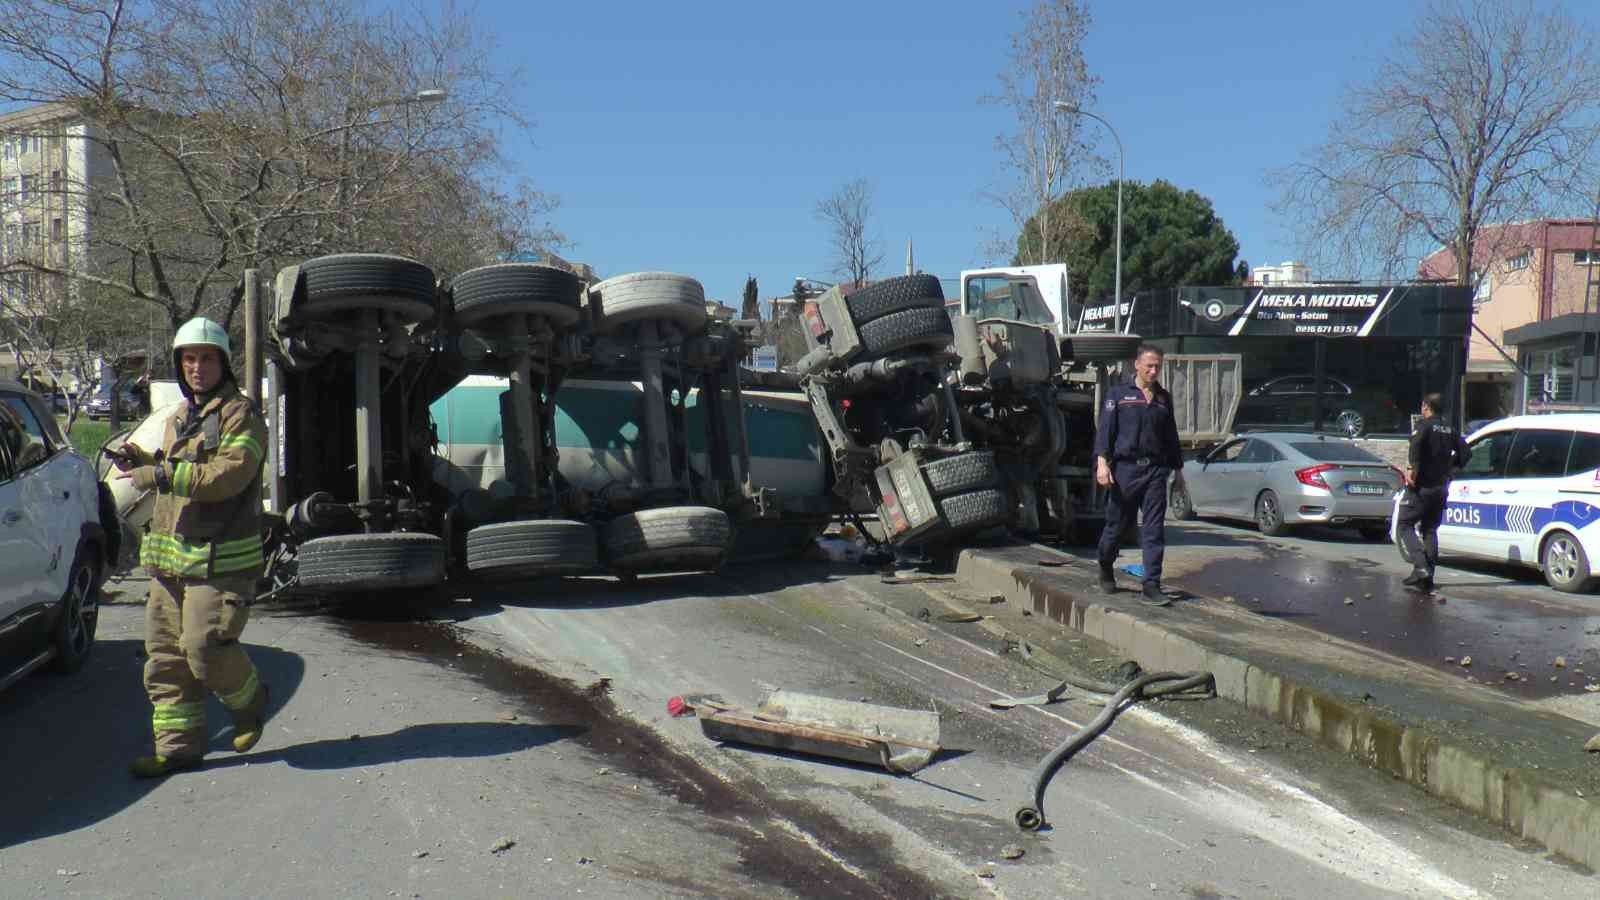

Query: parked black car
(1234, 375), (1401, 438)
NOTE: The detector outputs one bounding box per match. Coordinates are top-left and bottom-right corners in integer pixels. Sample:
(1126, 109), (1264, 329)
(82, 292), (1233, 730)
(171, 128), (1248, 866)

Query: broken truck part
(693, 690), (942, 774)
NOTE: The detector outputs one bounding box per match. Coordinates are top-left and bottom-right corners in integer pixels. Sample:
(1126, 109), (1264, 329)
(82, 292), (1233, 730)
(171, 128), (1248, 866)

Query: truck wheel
(465, 519), (598, 578)
(297, 532), (446, 592)
(593, 272), (707, 335)
(452, 263), (584, 327)
(1063, 333), (1142, 363)
(845, 274), (945, 325)
(300, 254), (438, 324)
(1542, 530), (1595, 593)
(921, 451), (998, 498)
(939, 488), (1009, 532)
(604, 506), (732, 573)
(858, 306), (954, 357)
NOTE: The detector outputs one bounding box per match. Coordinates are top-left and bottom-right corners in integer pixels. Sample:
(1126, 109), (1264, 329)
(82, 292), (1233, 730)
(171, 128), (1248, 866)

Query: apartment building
(1418, 220), (1600, 417)
(0, 102), (108, 383)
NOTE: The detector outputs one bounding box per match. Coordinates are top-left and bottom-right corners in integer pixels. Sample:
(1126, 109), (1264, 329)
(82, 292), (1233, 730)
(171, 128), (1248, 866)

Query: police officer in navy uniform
(1094, 343), (1183, 606)
(1398, 392), (1470, 592)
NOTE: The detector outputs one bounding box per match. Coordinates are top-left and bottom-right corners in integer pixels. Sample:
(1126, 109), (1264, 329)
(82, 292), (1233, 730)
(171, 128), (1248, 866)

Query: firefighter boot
(130, 754), (204, 778)
(231, 682), (271, 752)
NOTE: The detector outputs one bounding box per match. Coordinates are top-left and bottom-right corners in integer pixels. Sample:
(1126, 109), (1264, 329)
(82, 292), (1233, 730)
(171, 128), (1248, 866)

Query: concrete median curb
(957, 546), (1600, 870)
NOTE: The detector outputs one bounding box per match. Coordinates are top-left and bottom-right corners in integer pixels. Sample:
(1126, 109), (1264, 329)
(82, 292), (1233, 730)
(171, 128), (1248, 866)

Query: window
(963, 275), (1055, 326)
(1290, 441), (1384, 463)
(1210, 439), (1249, 463)
(21, 221), (40, 248)
(19, 173), (36, 202)
(2, 175), (16, 198)
(0, 393), (52, 471)
(1504, 251), (1531, 272)
(51, 217), (63, 242)
(1576, 250), (1600, 266)
(49, 169), (61, 192)
(1566, 432), (1600, 476)
(1238, 440), (1280, 464)
(1, 139), (12, 161)
(1460, 430), (1515, 479)
(1505, 429), (1573, 479)
(1261, 273), (1273, 285)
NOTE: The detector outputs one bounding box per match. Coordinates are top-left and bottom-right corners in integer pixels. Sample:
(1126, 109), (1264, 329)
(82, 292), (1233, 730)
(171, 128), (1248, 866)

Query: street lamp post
(335, 87), (448, 243)
(1054, 102), (1124, 333)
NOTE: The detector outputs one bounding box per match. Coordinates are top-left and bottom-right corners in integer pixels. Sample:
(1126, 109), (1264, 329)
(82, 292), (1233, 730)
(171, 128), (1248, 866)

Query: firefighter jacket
(129, 386), (266, 578)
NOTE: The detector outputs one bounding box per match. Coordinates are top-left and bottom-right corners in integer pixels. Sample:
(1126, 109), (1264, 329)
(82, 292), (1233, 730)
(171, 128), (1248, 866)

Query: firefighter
(112, 317), (270, 777)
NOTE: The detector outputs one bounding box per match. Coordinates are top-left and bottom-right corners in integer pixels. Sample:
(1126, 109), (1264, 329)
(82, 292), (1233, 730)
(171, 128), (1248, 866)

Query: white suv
(1391, 414), (1600, 592)
(0, 380), (117, 691)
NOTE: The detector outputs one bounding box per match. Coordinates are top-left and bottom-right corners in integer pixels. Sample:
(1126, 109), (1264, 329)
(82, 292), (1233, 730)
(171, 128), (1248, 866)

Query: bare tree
(1273, 0), (1600, 284)
(984, 0), (1098, 266)
(815, 178), (883, 287)
(0, 0), (561, 338)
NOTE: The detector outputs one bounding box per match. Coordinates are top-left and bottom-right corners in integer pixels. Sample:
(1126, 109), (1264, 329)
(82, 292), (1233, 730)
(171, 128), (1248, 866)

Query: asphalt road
(1, 557), (1592, 898)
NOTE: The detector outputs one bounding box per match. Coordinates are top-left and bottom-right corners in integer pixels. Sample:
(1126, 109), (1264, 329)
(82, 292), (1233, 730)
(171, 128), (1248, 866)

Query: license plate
(1346, 483), (1386, 495)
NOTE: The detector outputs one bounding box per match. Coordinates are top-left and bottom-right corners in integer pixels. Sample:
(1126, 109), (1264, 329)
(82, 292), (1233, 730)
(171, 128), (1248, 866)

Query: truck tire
(604, 506), (732, 573)
(939, 488), (1009, 532)
(593, 272), (707, 335)
(465, 519), (598, 578)
(921, 451), (998, 498)
(858, 306), (954, 358)
(1063, 333), (1141, 363)
(845, 274), (945, 325)
(300, 254), (438, 324)
(452, 263), (584, 327)
(297, 532), (446, 592)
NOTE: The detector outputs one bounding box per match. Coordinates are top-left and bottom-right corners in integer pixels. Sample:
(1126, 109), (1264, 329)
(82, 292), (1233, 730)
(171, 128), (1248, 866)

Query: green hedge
(62, 418), (113, 458)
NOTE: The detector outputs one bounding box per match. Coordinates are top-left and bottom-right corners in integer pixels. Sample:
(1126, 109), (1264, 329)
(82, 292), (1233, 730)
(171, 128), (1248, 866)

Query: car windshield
(1289, 441), (1383, 463)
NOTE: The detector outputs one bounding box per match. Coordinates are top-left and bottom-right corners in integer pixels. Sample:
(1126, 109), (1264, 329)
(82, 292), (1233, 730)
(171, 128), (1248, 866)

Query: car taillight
(1295, 463), (1336, 489)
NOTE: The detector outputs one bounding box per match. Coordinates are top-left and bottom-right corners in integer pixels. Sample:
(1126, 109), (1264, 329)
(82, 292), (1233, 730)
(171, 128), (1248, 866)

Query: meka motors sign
(1160, 285), (1472, 339)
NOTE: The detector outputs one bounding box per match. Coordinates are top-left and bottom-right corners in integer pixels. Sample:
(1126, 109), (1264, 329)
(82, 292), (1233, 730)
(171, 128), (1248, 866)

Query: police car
(1391, 414), (1600, 592)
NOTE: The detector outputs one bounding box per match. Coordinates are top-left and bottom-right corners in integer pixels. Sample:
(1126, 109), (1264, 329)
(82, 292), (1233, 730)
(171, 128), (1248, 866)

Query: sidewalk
(957, 543), (1600, 870)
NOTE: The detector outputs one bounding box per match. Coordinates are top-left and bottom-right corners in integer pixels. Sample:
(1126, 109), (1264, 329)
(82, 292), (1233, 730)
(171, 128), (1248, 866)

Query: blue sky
(479, 1), (1574, 309)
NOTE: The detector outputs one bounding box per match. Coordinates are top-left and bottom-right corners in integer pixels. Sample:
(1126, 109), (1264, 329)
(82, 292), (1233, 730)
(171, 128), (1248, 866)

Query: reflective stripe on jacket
(139, 387), (267, 578)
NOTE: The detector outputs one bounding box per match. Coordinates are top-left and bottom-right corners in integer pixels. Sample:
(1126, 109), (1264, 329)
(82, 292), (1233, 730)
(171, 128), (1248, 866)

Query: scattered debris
(1587, 734), (1600, 753)
(880, 573), (955, 585)
(1444, 657), (1455, 664)
(913, 638), (929, 648)
(1586, 684), (1600, 694)
(937, 612), (984, 623)
(667, 696), (693, 717)
(813, 536), (866, 563)
(695, 690), (941, 773)
(1556, 657), (1569, 669)
(56, 870), (81, 878)
(496, 711), (518, 722)
(413, 851), (429, 859)
(1343, 598), (1354, 606)
(987, 594), (1006, 604)
(578, 856), (594, 865)
(1362, 592), (1374, 599)
(1460, 656), (1473, 668)
(1222, 595), (1236, 603)
(1000, 844), (1026, 860)
(596, 767), (610, 776)
(489, 837), (516, 854)
(977, 864), (997, 879)
(584, 677), (613, 699)
(916, 607), (932, 622)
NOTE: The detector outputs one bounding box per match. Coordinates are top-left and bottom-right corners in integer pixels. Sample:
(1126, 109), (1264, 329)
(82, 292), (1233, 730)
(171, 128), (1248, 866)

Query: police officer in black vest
(1094, 344), (1183, 606)
(1398, 392), (1470, 592)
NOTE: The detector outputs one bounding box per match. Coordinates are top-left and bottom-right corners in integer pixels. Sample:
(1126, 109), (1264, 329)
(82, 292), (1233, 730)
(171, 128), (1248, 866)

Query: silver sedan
(1169, 432), (1403, 539)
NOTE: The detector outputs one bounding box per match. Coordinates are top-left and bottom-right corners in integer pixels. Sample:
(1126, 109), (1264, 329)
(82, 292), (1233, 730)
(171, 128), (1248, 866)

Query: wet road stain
(1178, 555), (1600, 699)
(330, 610), (957, 900)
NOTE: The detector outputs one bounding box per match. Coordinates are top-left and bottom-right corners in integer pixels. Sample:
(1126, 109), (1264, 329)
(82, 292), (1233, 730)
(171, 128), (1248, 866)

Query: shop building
(1109, 284), (1474, 437)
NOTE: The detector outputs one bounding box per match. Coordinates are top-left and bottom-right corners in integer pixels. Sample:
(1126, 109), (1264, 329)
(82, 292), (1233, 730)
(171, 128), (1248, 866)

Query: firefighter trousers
(144, 572), (264, 758)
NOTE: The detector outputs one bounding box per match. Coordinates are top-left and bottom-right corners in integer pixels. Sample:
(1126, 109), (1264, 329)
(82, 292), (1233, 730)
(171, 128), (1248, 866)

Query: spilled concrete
(330, 612), (957, 900)
(956, 544), (1600, 872)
